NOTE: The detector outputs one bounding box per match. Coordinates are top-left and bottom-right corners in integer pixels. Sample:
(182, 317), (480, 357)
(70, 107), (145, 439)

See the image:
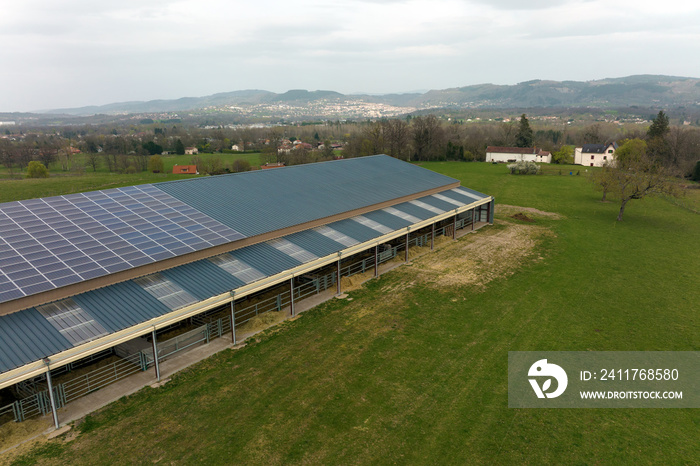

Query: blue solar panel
(0, 185), (246, 305)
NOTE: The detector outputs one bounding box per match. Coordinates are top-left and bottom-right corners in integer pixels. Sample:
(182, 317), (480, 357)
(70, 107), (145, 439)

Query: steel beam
(151, 329), (160, 382)
(44, 360), (59, 429)
(405, 233), (409, 263)
(336, 259), (341, 295)
(230, 299), (236, 345)
(290, 277), (295, 317)
(374, 245), (378, 278)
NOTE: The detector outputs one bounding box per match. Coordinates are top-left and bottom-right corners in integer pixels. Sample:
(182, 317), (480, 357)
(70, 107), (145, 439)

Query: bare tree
(412, 115), (445, 161)
(382, 119), (410, 160)
(592, 139), (680, 221)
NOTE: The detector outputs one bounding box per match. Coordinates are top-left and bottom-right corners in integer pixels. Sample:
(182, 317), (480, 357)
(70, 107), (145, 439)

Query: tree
(175, 139), (185, 155)
(0, 139), (17, 176)
(382, 119), (410, 160)
(86, 151), (100, 172)
(515, 114), (534, 148)
(691, 160), (700, 182)
(589, 160), (616, 202)
(593, 139), (680, 221)
(412, 115), (445, 161)
(27, 161), (49, 178)
(552, 145), (574, 164)
(148, 154), (165, 173)
(647, 111), (670, 140)
(143, 141), (163, 155)
(231, 159), (251, 173)
(321, 140), (334, 159)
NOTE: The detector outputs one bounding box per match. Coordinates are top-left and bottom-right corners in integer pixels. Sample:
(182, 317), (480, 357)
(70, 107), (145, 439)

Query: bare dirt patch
(394, 207), (558, 290)
(497, 204), (564, 219)
(510, 213), (535, 223)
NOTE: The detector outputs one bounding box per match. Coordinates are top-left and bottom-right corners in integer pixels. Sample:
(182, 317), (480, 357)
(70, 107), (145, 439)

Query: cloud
(1, 0), (700, 111)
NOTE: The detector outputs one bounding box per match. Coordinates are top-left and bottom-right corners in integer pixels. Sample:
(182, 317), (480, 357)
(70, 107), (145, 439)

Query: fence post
(230, 299), (237, 345)
(205, 322), (210, 344)
(43, 361), (59, 429)
(13, 400), (22, 423)
(405, 232), (409, 263)
(151, 329), (161, 382)
(277, 294), (282, 311)
(374, 245), (378, 278)
(290, 277), (295, 317)
(140, 352), (147, 371)
(336, 259), (341, 295)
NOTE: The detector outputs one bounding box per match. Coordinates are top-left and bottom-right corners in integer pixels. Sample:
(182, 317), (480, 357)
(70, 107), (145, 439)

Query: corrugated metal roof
(74, 281), (170, 333)
(162, 260), (243, 302)
(0, 159), (489, 377)
(361, 210), (412, 230)
(325, 218), (383, 243)
(156, 155), (458, 236)
(0, 309), (72, 373)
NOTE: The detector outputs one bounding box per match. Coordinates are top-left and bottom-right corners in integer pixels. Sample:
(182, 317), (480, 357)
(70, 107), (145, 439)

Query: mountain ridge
(44, 75), (700, 116)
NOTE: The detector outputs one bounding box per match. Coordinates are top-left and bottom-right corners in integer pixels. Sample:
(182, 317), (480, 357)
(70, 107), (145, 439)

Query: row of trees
(3, 111), (700, 178)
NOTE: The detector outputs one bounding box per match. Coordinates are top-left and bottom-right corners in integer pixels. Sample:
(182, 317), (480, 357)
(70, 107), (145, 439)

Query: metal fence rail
(60, 353), (144, 404)
(234, 291), (291, 327)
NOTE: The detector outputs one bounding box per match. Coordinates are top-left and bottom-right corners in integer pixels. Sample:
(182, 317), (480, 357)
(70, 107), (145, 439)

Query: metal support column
(151, 329), (161, 382)
(453, 214), (457, 240)
(374, 245), (379, 278)
(405, 232), (409, 263)
(472, 208), (475, 231)
(43, 360), (59, 429)
(230, 299), (236, 345)
(336, 259), (341, 295)
(431, 223), (435, 250)
(290, 277), (295, 317)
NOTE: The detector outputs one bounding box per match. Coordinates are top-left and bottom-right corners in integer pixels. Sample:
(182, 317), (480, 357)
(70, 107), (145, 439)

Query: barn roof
(0, 155), (456, 312)
(0, 156), (493, 382)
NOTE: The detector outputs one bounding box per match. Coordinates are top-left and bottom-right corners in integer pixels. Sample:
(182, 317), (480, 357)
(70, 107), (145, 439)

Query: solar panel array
(0, 185), (244, 305)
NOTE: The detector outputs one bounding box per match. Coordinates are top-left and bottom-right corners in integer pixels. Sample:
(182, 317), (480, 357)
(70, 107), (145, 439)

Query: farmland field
(6, 162), (700, 465)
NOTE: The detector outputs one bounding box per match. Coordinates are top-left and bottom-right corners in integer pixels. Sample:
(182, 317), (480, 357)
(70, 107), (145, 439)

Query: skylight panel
(409, 200), (445, 215)
(135, 273), (197, 310)
(314, 225), (359, 247)
(431, 193), (464, 207)
(209, 254), (266, 284)
(351, 215), (393, 234)
(450, 188), (482, 202)
(382, 206), (422, 224)
(37, 298), (108, 346)
(267, 238), (319, 263)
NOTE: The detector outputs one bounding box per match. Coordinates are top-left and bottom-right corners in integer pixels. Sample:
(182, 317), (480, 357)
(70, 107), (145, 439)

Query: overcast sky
(2, 0), (699, 112)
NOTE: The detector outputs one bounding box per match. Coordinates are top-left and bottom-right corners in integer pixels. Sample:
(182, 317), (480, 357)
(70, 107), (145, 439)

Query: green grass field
(8, 162), (700, 465)
(0, 152), (264, 203)
(0, 152), (262, 180)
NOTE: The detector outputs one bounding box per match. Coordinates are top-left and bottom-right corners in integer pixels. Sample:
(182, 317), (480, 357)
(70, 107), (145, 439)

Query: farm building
(0, 155), (494, 429)
(172, 165), (198, 175)
(574, 142), (617, 167)
(485, 146), (551, 163)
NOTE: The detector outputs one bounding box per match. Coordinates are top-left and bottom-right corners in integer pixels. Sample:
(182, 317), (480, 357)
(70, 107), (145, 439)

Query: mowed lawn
(9, 163), (700, 465)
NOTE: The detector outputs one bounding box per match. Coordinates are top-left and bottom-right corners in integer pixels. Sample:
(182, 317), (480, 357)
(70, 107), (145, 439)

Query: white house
(486, 146), (552, 163)
(185, 147), (199, 155)
(574, 143), (617, 167)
